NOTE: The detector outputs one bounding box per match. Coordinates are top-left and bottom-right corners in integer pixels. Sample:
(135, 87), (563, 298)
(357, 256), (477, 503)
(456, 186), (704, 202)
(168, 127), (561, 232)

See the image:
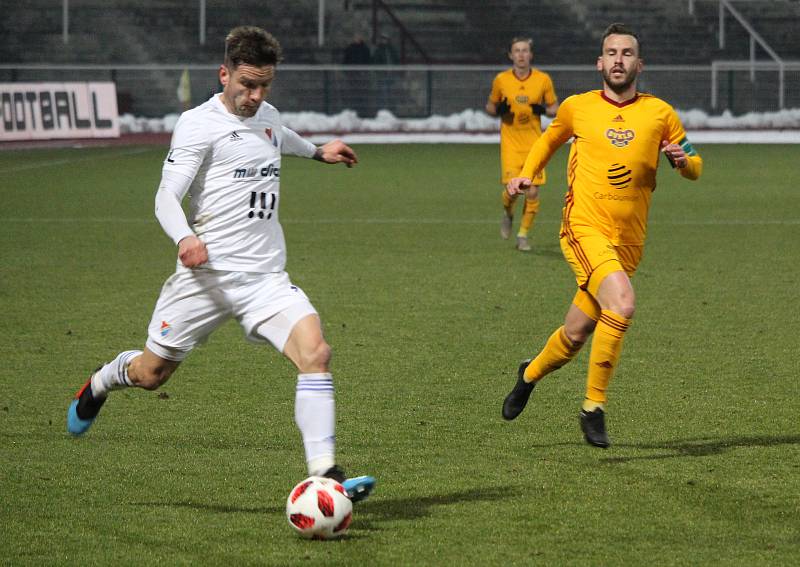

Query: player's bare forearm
(178, 235), (208, 268)
(485, 100), (498, 116)
(314, 140), (358, 168)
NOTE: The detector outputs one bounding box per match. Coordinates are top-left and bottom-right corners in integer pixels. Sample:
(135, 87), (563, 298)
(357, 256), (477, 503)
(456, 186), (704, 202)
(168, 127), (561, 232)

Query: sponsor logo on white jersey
(233, 164), (281, 179)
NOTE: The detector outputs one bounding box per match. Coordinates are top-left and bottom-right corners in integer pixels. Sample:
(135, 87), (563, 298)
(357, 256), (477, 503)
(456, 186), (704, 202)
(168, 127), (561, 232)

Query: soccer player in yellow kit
(486, 37), (558, 251)
(501, 23), (702, 447)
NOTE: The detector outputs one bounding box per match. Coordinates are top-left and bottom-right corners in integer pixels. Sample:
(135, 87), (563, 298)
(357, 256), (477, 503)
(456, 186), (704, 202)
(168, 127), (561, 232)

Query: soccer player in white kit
(66, 26), (375, 502)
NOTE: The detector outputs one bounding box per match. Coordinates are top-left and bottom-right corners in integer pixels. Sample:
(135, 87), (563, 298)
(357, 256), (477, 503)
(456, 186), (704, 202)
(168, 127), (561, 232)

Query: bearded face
(597, 34), (642, 95)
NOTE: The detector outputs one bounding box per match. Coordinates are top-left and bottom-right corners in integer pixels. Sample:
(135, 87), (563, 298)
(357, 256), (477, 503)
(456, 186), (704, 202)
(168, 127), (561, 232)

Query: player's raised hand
(661, 140), (687, 168)
(507, 176), (532, 196)
(315, 139), (358, 168)
(178, 235), (208, 268)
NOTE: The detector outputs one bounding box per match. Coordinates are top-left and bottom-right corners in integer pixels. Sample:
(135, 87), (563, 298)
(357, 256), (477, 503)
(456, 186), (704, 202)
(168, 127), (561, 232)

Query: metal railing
(718, 0), (786, 108)
(711, 60), (800, 111)
(368, 0), (431, 63)
(1, 63), (798, 118)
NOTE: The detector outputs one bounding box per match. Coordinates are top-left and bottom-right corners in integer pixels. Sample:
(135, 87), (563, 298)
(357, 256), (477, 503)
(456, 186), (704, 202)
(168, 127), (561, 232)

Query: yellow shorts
(501, 149), (546, 186)
(560, 224), (643, 298)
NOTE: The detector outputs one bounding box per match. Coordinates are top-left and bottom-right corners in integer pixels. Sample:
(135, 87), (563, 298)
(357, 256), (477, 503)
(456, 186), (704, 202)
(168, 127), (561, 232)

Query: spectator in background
(372, 33), (399, 64)
(343, 34), (371, 64)
(372, 33), (399, 114)
(343, 33), (371, 117)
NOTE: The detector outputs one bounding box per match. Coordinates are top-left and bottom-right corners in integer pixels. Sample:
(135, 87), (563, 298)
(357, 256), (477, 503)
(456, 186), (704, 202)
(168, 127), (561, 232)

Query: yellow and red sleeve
(519, 99), (574, 179)
(666, 108), (703, 180)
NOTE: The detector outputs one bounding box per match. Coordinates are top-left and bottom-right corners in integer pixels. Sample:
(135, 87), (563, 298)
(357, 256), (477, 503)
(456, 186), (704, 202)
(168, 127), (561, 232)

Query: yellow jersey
(489, 68), (557, 153)
(520, 90), (702, 245)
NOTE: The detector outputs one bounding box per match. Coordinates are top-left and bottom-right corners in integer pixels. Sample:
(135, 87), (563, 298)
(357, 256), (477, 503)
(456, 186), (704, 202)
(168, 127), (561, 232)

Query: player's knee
(603, 288), (636, 320)
(297, 340), (332, 373)
(618, 303), (635, 320)
(610, 295), (635, 320)
(565, 319), (595, 345)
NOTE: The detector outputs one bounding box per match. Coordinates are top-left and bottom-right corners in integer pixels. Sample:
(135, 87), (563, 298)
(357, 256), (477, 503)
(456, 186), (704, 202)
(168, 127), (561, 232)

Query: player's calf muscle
(127, 357), (178, 390)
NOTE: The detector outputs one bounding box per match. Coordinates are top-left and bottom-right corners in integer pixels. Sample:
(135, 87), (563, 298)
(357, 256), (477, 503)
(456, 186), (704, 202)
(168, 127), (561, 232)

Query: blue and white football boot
(323, 465), (376, 503)
(67, 370), (105, 436)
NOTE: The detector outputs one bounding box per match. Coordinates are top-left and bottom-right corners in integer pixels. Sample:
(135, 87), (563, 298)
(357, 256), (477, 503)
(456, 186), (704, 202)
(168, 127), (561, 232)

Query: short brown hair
(224, 26), (283, 68)
(508, 37), (533, 53)
(601, 23), (641, 55)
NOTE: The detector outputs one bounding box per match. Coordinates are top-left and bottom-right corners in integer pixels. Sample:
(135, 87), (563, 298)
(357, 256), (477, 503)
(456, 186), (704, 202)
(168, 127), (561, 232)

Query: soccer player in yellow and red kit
(486, 37), (558, 251)
(501, 23), (702, 447)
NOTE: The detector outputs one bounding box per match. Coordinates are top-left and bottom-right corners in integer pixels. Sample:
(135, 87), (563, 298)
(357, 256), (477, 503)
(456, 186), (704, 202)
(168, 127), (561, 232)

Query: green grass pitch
(1, 142), (798, 565)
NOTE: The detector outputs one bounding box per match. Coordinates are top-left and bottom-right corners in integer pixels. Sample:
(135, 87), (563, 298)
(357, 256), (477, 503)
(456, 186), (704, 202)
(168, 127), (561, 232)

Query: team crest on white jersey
(265, 127), (278, 147)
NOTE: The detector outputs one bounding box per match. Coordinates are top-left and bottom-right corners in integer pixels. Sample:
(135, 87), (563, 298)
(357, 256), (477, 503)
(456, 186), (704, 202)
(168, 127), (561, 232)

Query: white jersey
(162, 94), (316, 273)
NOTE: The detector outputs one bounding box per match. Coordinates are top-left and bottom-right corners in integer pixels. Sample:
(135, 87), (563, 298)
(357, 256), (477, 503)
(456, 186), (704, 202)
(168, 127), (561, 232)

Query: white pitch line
(0, 147), (154, 174)
(654, 220), (800, 225)
(1, 218), (798, 225)
(290, 218), (800, 226)
(1, 218), (155, 223)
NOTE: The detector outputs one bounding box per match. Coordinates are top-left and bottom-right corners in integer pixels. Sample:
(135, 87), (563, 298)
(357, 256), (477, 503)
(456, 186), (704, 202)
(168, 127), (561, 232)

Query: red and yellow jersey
(489, 68), (557, 153)
(520, 90), (702, 245)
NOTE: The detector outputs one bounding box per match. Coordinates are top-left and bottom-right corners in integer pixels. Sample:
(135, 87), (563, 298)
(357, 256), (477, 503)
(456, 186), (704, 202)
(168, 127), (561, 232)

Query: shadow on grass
(130, 484), (513, 530)
(530, 246), (564, 260)
(601, 434), (800, 464)
(131, 500), (283, 515)
(356, 485), (511, 524)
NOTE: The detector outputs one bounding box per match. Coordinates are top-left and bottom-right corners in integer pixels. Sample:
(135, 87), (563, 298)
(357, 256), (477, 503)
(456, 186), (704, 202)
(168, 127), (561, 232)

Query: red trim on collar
(511, 68), (533, 82)
(600, 90), (639, 108)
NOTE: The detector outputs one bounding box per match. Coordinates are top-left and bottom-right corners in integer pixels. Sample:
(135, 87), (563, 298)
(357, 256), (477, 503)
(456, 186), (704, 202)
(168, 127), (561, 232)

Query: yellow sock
(517, 197), (540, 238)
(585, 310), (631, 404)
(523, 326), (583, 383)
(501, 189), (517, 217)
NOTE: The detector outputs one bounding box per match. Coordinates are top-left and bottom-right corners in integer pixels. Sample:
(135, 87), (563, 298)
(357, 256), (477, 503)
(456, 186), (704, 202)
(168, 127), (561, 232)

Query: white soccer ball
(286, 476), (353, 539)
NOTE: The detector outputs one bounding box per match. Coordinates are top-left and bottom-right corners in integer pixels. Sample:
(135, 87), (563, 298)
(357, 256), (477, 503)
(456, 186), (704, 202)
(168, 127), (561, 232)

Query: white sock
(295, 373), (336, 476)
(90, 350), (141, 399)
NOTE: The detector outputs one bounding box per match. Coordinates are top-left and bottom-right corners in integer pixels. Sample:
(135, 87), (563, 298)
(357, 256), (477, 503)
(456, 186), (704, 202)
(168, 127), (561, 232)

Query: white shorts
(146, 266), (317, 361)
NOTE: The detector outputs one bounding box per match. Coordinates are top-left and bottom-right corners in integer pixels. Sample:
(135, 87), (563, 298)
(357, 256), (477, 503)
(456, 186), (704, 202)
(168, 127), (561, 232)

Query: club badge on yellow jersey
(606, 128), (635, 147)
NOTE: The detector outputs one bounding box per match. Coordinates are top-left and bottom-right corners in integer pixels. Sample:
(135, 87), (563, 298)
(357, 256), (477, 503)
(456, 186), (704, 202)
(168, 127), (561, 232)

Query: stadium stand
(718, 0), (800, 59)
(2, 1), (797, 116)
(339, 0), (592, 64)
(3, 1), (798, 65)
